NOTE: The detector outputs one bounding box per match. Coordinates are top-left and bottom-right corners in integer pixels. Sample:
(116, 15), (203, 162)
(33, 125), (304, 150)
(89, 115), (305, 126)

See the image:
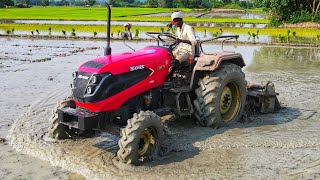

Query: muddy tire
(194, 62), (246, 128)
(117, 111), (162, 165)
(48, 96), (77, 139)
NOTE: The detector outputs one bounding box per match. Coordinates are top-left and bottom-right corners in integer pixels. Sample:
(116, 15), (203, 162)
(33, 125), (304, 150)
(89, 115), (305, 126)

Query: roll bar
(200, 35), (239, 54)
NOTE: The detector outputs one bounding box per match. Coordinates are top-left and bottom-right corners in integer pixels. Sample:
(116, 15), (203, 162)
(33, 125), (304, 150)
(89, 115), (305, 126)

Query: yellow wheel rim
(138, 128), (154, 156)
(220, 82), (241, 123)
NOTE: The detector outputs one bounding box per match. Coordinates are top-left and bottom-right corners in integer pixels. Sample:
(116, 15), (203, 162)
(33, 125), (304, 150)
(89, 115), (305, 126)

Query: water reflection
(247, 46), (320, 72)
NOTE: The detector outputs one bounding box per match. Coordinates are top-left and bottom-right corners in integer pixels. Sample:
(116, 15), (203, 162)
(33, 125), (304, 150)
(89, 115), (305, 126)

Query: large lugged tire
(117, 111), (162, 165)
(193, 62), (246, 128)
(48, 96), (77, 139)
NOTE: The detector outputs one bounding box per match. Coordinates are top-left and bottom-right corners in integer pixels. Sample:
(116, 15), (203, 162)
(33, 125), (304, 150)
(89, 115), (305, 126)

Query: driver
(171, 11), (197, 64)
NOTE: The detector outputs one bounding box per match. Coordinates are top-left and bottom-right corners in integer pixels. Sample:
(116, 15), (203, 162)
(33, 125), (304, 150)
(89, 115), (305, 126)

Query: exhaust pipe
(104, 3), (111, 56)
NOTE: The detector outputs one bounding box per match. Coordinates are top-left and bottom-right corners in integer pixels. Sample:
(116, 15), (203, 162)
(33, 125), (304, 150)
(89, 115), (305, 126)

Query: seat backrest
(194, 40), (201, 58)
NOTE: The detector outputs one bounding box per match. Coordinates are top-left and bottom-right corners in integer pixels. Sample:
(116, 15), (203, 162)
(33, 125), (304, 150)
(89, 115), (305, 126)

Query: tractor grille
(72, 72), (92, 99)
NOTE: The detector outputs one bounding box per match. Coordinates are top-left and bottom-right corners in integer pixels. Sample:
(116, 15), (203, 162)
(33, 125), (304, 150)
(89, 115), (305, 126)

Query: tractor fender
(194, 51), (245, 71)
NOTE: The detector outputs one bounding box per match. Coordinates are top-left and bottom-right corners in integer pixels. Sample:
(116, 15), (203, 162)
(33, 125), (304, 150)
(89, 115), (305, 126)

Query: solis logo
(130, 65), (145, 71)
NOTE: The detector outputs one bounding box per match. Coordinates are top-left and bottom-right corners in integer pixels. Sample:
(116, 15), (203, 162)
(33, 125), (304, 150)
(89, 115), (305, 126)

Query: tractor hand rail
(200, 35), (239, 54)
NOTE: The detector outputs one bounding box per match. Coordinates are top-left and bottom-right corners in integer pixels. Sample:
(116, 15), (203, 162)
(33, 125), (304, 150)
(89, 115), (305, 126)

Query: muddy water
(2, 37), (320, 179)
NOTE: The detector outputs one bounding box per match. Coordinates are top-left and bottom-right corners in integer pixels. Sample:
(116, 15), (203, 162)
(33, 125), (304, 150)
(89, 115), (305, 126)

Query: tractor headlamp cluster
(86, 75), (100, 95)
(71, 71), (112, 97)
(86, 86), (94, 94)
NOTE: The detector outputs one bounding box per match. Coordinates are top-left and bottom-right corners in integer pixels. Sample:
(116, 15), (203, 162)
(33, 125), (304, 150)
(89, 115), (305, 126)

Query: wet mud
(3, 37), (320, 179)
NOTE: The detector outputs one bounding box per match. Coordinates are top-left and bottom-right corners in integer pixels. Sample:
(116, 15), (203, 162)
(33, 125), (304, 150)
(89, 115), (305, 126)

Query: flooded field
(1, 37), (320, 179)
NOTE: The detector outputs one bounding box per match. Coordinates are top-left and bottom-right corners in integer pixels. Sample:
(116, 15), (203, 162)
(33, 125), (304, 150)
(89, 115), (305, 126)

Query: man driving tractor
(169, 11), (197, 77)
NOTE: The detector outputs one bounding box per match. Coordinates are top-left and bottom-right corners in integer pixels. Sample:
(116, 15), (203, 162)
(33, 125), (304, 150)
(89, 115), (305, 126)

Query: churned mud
(2, 37), (320, 179)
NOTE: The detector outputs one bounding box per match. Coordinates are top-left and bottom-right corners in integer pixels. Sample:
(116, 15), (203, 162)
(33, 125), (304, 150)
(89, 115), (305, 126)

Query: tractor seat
(193, 40), (201, 58)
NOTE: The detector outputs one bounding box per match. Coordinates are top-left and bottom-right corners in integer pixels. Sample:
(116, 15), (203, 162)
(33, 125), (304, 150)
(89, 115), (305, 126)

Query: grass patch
(0, 6), (190, 20)
(0, 6), (268, 23)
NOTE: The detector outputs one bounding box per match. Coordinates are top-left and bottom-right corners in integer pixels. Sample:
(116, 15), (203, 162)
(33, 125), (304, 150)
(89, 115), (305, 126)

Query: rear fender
(189, 51), (246, 89)
(194, 51), (245, 71)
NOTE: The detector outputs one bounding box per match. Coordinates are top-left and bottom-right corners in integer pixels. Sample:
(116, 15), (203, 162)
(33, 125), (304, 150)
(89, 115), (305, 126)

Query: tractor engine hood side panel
(73, 46), (172, 112)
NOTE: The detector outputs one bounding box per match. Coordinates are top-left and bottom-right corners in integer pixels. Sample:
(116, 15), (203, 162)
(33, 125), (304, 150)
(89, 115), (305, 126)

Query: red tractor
(48, 4), (279, 166)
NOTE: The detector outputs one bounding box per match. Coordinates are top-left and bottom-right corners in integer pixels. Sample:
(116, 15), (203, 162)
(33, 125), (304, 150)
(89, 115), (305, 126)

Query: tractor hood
(78, 46), (171, 75)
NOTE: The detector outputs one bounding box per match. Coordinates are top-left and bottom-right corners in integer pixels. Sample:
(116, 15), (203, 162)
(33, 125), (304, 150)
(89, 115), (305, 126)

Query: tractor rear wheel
(117, 111), (162, 165)
(194, 62), (246, 128)
(48, 96), (78, 139)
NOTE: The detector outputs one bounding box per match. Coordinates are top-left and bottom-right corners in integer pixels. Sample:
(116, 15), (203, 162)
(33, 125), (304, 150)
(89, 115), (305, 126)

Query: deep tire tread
(117, 111), (162, 165)
(194, 62), (246, 128)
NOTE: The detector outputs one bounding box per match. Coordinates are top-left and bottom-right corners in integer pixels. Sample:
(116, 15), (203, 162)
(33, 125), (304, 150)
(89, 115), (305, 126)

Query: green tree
(147, 0), (158, 7)
(86, 0), (96, 6)
(255, 0), (320, 24)
(41, 0), (49, 6)
(159, 0), (173, 7)
(0, 0), (14, 7)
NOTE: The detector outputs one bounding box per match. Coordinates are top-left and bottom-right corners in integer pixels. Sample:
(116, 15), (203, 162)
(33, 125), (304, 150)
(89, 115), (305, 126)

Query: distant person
(122, 23), (132, 40)
(124, 23), (132, 32)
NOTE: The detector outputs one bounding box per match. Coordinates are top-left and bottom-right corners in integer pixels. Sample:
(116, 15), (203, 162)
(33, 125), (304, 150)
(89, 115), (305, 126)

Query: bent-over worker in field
(169, 11), (197, 77)
(122, 23), (133, 40)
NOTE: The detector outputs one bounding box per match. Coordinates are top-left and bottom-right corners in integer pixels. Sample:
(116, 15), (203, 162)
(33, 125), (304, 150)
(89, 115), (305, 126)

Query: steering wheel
(146, 32), (178, 50)
(157, 33), (178, 49)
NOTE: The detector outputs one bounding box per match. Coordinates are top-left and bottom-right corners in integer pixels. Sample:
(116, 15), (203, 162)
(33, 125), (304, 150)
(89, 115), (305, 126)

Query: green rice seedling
(36, 29), (39, 35)
(72, 28), (75, 33)
(212, 31), (219, 37)
(204, 29), (207, 38)
(248, 31), (251, 37)
(49, 27), (52, 35)
(135, 29), (139, 38)
(62, 30), (66, 36)
(256, 30), (259, 35)
(11, 28), (14, 34)
(287, 30), (291, 36)
(117, 30), (120, 37)
(317, 35), (320, 41)
(94, 32), (97, 37)
(292, 31), (296, 37)
(252, 33), (257, 42)
(111, 32), (113, 38)
(6, 30), (11, 35)
(31, 31), (34, 35)
(71, 32), (76, 36)
(252, 33), (256, 38)
(160, 27), (164, 32)
(278, 34), (285, 43)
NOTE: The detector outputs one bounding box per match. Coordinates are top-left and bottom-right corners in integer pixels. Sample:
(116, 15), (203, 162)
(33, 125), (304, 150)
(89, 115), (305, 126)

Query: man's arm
(176, 25), (196, 45)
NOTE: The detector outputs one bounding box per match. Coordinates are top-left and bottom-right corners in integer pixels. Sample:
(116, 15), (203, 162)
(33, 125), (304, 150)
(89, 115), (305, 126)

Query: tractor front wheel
(194, 62), (246, 128)
(117, 111), (162, 165)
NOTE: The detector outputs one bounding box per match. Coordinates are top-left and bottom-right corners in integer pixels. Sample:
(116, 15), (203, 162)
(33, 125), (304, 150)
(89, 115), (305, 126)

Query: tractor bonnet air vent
(82, 61), (105, 69)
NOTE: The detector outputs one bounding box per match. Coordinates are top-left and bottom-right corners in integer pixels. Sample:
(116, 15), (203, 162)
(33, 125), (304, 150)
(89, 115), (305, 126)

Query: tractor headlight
(72, 71), (78, 80)
(90, 75), (97, 84)
(86, 86), (94, 94)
